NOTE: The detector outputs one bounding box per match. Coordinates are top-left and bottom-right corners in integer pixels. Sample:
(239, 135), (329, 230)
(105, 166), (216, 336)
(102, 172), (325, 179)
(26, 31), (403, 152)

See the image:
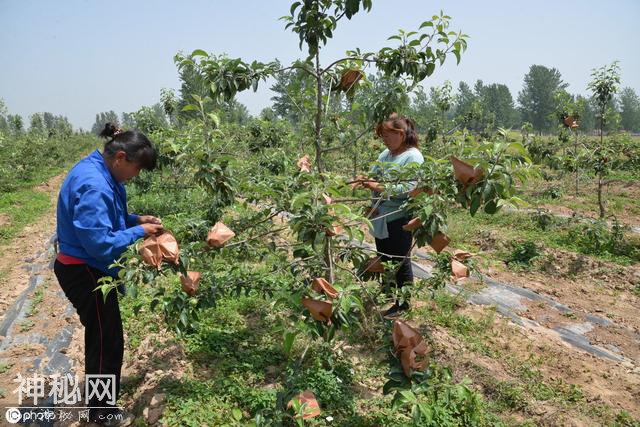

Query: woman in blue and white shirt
(359, 114), (424, 317)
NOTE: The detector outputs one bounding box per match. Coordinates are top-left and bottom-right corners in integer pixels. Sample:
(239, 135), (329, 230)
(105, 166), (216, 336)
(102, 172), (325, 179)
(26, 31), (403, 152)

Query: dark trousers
(375, 216), (414, 292)
(53, 260), (123, 417)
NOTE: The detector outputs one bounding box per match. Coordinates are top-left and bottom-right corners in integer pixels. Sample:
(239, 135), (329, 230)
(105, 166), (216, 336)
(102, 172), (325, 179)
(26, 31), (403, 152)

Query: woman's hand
(353, 175), (383, 192)
(138, 215), (162, 225)
(141, 223), (164, 236)
(363, 179), (383, 193)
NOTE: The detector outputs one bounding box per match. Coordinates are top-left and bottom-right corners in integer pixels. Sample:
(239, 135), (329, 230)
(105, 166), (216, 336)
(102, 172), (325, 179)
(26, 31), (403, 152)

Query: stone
(150, 393), (166, 408)
(143, 407), (164, 425)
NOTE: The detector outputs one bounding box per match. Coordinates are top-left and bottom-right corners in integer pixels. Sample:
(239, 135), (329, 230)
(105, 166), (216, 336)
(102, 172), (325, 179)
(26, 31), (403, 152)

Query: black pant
(375, 216), (414, 291)
(53, 260), (123, 417)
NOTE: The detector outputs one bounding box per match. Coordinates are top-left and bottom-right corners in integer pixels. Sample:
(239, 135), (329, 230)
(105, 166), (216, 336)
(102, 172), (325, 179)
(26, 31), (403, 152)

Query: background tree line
(0, 98), (74, 138)
(84, 62), (640, 137)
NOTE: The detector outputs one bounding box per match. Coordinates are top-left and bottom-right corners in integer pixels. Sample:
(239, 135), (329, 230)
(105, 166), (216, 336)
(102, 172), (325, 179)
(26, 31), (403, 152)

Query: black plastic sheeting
(0, 234), (78, 426)
(413, 259), (636, 363)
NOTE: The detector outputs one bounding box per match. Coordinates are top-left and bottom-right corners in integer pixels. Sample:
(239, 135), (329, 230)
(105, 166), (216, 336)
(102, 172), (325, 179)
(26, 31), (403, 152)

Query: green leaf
(400, 390), (418, 404)
(470, 193), (481, 216)
(180, 311), (188, 327)
(181, 104), (199, 112)
(232, 408), (242, 421)
(484, 199), (498, 214)
(191, 49), (208, 57)
(290, 1), (301, 16)
(419, 21), (434, 28)
(453, 49), (461, 65)
(283, 331), (296, 355)
(425, 62), (435, 76)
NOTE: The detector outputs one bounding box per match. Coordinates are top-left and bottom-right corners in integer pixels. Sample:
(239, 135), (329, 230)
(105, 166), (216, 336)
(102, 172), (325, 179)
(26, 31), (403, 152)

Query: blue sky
(1, 0), (638, 130)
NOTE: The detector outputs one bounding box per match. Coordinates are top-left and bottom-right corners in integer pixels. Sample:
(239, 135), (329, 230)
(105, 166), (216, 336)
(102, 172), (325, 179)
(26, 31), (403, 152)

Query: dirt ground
(411, 251), (640, 423)
(0, 174), (63, 321)
(0, 173), (639, 425)
(523, 175), (640, 228)
(0, 174), (72, 409)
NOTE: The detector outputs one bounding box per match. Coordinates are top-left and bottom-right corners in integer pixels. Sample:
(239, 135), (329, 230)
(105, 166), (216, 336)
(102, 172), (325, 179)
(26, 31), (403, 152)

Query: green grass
(0, 189), (51, 244)
(25, 285), (45, 317)
(446, 208), (640, 266)
(409, 289), (495, 356)
(19, 319), (35, 333)
(0, 134), (99, 244)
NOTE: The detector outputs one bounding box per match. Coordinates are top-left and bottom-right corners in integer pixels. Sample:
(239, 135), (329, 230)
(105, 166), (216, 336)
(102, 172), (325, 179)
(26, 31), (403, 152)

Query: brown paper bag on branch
(156, 232), (180, 264)
(450, 156), (484, 189)
(207, 222), (235, 248)
(339, 69), (364, 91)
(452, 249), (472, 261)
(392, 320), (429, 376)
(325, 224), (343, 237)
(139, 232), (180, 268)
(402, 218), (423, 232)
(139, 238), (163, 269)
(363, 257), (384, 273)
(408, 187), (435, 198)
(180, 271), (201, 296)
(287, 390), (321, 420)
(429, 232), (450, 254)
(311, 277), (339, 299)
(301, 298), (333, 323)
(451, 259), (469, 281)
(297, 155), (312, 173)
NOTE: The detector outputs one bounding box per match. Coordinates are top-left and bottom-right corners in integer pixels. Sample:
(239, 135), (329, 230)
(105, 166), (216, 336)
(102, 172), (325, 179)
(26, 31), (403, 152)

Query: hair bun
(99, 122), (119, 138)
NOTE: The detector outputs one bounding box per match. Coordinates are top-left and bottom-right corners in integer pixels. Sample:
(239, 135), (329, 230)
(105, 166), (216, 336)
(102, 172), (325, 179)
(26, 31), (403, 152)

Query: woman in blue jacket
(54, 123), (162, 424)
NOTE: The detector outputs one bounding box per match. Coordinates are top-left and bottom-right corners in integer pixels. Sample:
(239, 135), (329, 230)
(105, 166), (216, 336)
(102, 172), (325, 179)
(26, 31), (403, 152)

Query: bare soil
(0, 174), (63, 321)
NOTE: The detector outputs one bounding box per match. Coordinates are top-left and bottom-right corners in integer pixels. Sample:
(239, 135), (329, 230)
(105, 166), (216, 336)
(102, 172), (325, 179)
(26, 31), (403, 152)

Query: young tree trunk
(353, 145), (358, 178)
(315, 52), (323, 174)
(598, 175), (605, 218)
(598, 112), (606, 218)
(574, 130), (579, 196)
(313, 50), (334, 282)
(324, 235), (335, 283)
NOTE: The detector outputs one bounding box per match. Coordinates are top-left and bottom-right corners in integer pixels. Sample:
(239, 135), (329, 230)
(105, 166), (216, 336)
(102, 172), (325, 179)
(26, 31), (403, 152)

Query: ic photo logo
(5, 407), (22, 424)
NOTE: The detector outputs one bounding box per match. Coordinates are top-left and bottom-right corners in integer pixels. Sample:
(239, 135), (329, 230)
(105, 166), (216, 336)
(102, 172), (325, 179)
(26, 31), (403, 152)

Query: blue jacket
(57, 150), (145, 277)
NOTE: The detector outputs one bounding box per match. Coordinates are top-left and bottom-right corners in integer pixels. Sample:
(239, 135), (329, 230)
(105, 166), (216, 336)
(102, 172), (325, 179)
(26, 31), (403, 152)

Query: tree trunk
(313, 50), (334, 282)
(315, 51), (323, 174)
(598, 175), (605, 219)
(598, 111), (606, 218)
(324, 235), (335, 283)
(353, 144), (358, 178)
(574, 130), (579, 196)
